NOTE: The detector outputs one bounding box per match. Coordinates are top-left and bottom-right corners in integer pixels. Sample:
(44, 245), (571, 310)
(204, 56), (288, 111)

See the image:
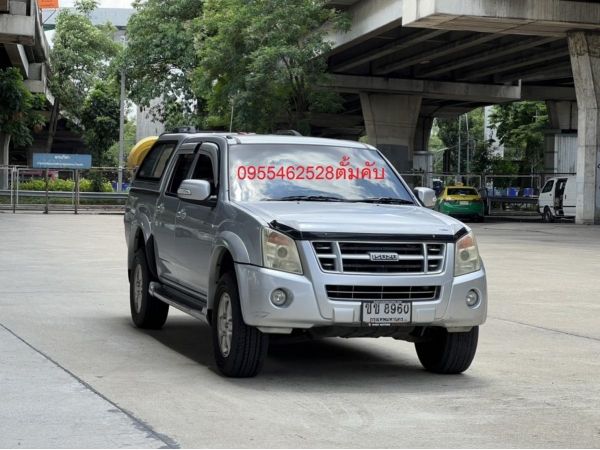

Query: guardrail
(0, 190), (128, 199)
(0, 165), (131, 214)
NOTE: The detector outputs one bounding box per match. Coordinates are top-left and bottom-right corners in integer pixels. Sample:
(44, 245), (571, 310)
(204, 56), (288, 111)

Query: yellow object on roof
(127, 136), (158, 170)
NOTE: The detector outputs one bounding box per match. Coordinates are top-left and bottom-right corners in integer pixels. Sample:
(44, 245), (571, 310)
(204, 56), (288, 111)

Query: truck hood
(236, 201), (466, 239)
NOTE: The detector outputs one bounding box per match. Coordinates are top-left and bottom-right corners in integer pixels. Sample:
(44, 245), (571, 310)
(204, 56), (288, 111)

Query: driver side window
(542, 180), (554, 194)
(166, 154), (195, 196)
(190, 153), (217, 195)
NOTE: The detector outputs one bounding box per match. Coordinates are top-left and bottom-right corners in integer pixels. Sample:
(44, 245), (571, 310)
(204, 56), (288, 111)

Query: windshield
(447, 188), (478, 196)
(228, 144), (414, 203)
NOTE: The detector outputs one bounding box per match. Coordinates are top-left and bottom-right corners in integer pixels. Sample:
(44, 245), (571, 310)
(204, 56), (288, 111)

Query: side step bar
(149, 281), (208, 321)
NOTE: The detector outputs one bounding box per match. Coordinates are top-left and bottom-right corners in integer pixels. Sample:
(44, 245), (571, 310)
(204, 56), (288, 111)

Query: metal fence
(0, 166), (131, 214)
(0, 165), (579, 217)
(398, 172), (425, 189)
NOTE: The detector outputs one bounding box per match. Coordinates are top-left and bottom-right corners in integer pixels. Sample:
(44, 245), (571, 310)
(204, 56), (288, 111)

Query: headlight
(262, 228), (303, 274)
(454, 231), (481, 276)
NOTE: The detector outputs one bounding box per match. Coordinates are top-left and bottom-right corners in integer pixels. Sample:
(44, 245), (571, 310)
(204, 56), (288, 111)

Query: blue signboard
(32, 153), (92, 169)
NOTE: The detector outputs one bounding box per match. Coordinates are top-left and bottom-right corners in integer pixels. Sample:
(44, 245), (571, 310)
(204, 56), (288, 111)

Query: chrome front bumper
(235, 241), (487, 333)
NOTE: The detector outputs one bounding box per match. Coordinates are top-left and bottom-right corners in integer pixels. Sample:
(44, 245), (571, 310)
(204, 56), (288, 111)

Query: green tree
(0, 68), (45, 188)
(80, 81), (120, 166)
(489, 101), (548, 172)
(47, 0), (120, 151)
(195, 0), (350, 133)
(435, 108), (487, 174)
(125, 0), (203, 129)
(107, 121), (136, 167)
(0, 68), (45, 149)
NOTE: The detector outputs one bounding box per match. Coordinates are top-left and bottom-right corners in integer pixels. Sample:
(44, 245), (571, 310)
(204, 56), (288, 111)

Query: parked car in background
(435, 186), (485, 222)
(538, 176), (576, 222)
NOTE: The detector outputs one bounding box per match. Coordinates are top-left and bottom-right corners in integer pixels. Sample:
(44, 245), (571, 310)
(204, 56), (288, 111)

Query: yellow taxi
(434, 185), (485, 222)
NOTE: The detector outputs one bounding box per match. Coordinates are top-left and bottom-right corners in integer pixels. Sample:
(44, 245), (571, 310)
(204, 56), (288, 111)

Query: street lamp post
(117, 67), (126, 193)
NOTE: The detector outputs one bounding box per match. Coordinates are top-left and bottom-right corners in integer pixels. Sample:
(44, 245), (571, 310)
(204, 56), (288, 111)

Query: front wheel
(212, 273), (268, 377)
(415, 326), (479, 374)
(542, 207), (555, 223)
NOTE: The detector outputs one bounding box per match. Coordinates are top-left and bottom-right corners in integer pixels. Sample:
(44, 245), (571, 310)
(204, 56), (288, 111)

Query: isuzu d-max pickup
(124, 133), (487, 377)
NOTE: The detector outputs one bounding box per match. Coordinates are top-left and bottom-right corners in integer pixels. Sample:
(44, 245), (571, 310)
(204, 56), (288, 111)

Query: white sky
(58, 0), (134, 8)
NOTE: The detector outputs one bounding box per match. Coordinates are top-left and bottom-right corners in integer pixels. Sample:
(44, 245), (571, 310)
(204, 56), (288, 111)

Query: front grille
(326, 285), (439, 301)
(312, 241), (446, 274)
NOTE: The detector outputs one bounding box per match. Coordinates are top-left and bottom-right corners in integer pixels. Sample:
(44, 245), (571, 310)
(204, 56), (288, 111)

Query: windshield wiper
(354, 197), (414, 205)
(268, 195), (347, 202)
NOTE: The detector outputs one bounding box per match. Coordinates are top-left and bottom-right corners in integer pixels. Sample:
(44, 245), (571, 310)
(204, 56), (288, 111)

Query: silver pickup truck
(124, 133), (487, 377)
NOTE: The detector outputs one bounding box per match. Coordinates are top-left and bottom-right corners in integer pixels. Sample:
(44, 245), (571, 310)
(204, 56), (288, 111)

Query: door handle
(156, 203), (165, 214)
(176, 209), (187, 220)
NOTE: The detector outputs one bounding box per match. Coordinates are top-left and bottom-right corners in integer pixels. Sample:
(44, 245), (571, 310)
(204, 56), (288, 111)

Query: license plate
(362, 301), (412, 326)
(459, 201), (469, 205)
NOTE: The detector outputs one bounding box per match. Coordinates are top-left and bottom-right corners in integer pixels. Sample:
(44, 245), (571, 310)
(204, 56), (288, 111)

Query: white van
(538, 176), (576, 222)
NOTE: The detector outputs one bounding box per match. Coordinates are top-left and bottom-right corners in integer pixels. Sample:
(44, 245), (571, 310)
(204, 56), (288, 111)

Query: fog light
(466, 290), (479, 308)
(270, 289), (288, 307)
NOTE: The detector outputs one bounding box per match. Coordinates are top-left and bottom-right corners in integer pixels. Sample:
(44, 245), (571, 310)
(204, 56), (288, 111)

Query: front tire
(212, 273), (268, 377)
(130, 248), (169, 329)
(542, 207), (554, 223)
(415, 326), (479, 374)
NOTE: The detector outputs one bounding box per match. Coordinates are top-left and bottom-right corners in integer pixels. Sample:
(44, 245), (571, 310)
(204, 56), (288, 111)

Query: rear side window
(137, 142), (177, 180)
(542, 180), (554, 193)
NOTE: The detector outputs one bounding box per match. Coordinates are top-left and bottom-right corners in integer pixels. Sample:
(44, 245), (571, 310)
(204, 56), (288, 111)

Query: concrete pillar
(413, 115), (434, 186)
(568, 31), (600, 225)
(0, 132), (11, 190)
(359, 93), (422, 172)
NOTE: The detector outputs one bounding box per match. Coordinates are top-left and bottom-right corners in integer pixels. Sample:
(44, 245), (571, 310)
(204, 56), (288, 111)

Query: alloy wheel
(217, 292), (233, 357)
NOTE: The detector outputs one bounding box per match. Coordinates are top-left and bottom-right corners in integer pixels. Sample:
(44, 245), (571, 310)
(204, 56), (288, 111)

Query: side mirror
(414, 187), (436, 208)
(178, 179), (211, 203)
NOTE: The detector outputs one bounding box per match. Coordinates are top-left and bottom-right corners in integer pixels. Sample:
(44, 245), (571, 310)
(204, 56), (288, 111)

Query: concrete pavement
(0, 324), (170, 448)
(0, 213), (599, 448)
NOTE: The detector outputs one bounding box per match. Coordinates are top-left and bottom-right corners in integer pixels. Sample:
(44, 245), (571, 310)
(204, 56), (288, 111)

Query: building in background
(1, 0), (52, 187)
(483, 106), (504, 158)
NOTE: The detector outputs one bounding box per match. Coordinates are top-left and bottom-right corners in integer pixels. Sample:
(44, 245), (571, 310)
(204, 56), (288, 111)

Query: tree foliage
(107, 120), (136, 167)
(125, 0), (203, 129)
(80, 81), (120, 166)
(489, 101), (548, 171)
(0, 68), (45, 147)
(195, 0), (350, 133)
(48, 0), (120, 152)
(434, 109), (487, 174)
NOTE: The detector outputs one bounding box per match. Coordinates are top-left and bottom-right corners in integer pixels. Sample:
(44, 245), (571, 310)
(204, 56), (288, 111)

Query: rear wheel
(212, 272), (268, 377)
(130, 248), (169, 329)
(542, 207), (554, 223)
(415, 326), (478, 374)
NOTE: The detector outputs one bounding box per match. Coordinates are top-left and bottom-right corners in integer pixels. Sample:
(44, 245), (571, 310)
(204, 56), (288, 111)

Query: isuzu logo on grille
(369, 252), (399, 262)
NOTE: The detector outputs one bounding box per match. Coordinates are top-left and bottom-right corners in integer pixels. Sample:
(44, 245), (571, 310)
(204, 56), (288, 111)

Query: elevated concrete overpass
(323, 0), (600, 224)
(1, 0), (52, 188)
(42, 7), (134, 40)
(0, 0), (51, 99)
(42, 7), (134, 30)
